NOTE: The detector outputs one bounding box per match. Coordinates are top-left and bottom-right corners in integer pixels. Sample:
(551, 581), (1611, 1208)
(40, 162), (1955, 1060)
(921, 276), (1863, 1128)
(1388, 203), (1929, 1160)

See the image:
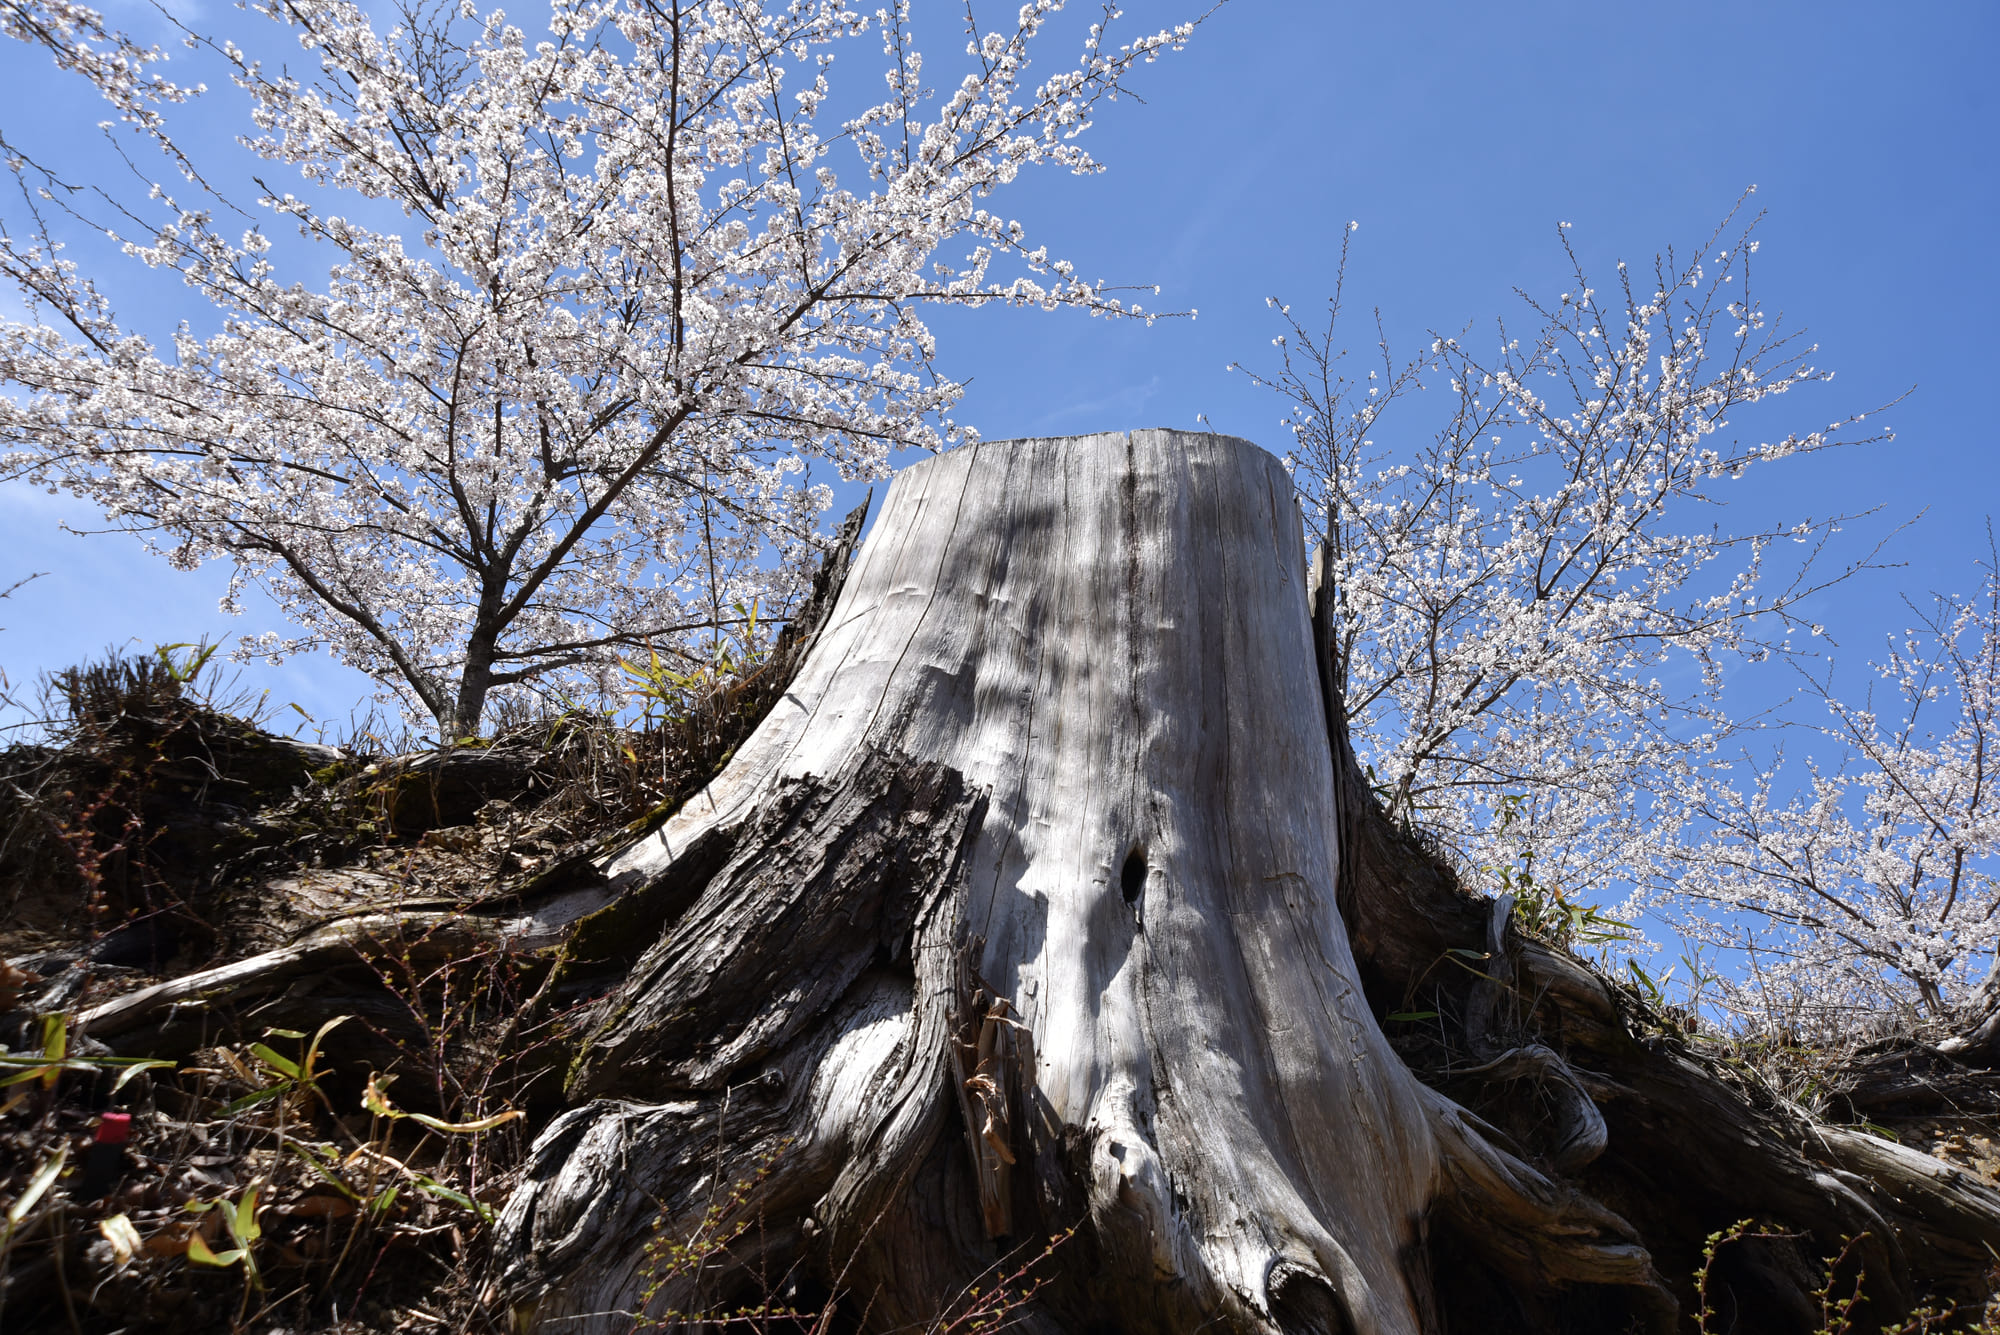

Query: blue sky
(0, 0), (1994, 735)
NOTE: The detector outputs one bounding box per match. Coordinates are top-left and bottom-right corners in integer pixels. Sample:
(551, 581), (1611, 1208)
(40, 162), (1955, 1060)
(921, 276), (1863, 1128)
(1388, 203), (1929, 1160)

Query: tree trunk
(491, 430), (2000, 1335)
(1942, 952), (2000, 1064)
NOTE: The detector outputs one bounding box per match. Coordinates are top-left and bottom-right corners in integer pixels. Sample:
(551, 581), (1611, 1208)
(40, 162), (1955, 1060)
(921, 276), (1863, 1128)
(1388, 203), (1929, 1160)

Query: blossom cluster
(0, 0), (196, 139)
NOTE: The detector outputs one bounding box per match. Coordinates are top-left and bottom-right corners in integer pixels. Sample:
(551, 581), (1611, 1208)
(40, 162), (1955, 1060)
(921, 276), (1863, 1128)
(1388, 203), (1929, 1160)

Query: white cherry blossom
(1243, 200), (1896, 964)
(1, 0), (1195, 736)
(1664, 545), (2000, 1033)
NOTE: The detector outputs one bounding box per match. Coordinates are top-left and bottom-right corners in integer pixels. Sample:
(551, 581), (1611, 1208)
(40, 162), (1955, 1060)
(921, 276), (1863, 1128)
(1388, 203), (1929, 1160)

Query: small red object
(80, 1113), (133, 1200)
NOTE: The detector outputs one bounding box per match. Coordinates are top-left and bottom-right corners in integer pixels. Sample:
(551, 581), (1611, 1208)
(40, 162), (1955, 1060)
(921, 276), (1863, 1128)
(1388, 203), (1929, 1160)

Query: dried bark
(503, 430), (1512, 1333)
(492, 431), (2000, 1335)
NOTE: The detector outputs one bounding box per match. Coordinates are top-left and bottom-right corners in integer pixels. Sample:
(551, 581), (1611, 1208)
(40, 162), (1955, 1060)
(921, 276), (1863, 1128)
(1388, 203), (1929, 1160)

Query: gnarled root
(1422, 1084), (1676, 1331)
(1810, 1125), (2000, 1297)
(73, 908), (507, 1063)
(496, 749), (992, 1332)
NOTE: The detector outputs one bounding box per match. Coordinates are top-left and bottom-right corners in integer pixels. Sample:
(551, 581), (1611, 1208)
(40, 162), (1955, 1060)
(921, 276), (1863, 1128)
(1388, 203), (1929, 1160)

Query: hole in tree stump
(1120, 846), (1148, 905)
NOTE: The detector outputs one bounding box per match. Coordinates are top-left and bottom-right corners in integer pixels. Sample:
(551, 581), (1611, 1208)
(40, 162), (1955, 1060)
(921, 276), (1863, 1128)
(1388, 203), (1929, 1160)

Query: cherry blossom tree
(1242, 200), (1894, 942)
(1242, 205), (2000, 1034)
(1661, 540), (2000, 1033)
(0, 0), (1194, 738)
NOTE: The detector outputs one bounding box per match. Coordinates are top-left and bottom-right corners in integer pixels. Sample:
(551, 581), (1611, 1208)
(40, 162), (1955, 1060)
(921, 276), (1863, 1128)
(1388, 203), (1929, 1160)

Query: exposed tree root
(72, 908), (507, 1082)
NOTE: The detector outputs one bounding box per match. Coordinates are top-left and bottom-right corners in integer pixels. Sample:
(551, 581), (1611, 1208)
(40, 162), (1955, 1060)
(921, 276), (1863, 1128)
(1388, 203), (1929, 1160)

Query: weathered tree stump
(492, 431), (2000, 1334)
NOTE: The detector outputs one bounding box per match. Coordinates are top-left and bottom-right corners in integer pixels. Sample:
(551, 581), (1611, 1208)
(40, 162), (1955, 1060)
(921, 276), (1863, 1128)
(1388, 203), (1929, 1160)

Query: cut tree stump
(491, 431), (2000, 1335)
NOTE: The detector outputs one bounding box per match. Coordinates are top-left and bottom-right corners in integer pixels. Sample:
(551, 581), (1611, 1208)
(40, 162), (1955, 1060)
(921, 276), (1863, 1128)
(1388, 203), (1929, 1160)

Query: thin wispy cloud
(1034, 376), (1163, 430)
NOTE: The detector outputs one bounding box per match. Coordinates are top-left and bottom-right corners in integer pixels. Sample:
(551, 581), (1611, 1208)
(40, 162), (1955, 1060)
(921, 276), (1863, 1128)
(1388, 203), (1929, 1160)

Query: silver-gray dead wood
(491, 431), (2000, 1335)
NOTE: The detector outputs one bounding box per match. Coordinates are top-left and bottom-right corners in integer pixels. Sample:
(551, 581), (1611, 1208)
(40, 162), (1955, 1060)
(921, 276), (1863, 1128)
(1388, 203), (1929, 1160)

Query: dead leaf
(142, 1221), (197, 1258)
(343, 1143), (415, 1179)
(277, 1193), (357, 1220)
(0, 961), (32, 1011)
(216, 1047), (259, 1087)
(99, 1213), (143, 1266)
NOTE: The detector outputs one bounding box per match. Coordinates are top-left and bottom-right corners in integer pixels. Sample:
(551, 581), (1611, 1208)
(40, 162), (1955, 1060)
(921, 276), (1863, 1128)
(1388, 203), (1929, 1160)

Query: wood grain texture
(496, 433), (1655, 1333)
